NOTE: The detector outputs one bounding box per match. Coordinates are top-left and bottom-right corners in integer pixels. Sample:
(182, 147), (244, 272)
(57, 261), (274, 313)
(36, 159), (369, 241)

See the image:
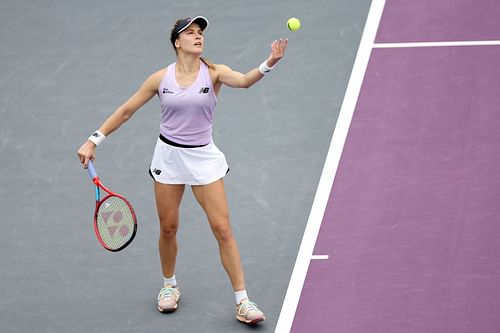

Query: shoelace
(238, 301), (259, 315)
(158, 287), (177, 300)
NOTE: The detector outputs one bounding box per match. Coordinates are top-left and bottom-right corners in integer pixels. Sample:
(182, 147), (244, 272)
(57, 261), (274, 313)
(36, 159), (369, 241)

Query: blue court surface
(2, 1), (500, 332)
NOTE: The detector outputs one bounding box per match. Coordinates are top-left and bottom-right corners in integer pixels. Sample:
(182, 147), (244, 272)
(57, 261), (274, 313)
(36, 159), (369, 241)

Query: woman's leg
(192, 179), (265, 324)
(154, 182), (185, 281)
(191, 179), (245, 291)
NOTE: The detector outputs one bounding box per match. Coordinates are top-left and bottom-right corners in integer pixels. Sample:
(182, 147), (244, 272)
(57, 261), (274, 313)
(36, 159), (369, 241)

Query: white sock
(235, 290), (248, 305)
(163, 275), (177, 287)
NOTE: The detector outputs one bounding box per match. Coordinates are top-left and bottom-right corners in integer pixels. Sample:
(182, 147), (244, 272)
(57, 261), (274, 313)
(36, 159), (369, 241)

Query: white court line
(374, 40), (500, 48)
(274, 1), (387, 332)
(311, 255), (329, 260)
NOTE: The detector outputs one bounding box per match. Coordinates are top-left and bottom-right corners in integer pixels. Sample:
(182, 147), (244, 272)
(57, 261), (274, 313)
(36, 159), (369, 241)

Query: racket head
(94, 193), (137, 252)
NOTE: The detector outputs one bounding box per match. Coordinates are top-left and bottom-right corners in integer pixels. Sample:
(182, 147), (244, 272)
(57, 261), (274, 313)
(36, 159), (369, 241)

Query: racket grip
(87, 160), (98, 180)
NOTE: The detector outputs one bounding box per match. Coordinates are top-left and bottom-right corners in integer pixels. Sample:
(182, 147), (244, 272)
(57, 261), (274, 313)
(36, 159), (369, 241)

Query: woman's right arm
(77, 69), (164, 168)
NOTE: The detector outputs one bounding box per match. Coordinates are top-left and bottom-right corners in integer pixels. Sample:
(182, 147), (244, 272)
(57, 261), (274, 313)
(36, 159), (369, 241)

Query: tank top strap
(158, 63), (175, 95)
(198, 60), (215, 91)
(166, 62), (176, 86)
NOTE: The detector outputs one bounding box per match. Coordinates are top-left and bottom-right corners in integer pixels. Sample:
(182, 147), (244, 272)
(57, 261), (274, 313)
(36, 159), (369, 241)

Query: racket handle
(87, 160), (98, 180)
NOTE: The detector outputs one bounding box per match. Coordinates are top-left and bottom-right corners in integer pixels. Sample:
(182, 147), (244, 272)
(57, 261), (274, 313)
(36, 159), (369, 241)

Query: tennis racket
(87, 160), (137, 252)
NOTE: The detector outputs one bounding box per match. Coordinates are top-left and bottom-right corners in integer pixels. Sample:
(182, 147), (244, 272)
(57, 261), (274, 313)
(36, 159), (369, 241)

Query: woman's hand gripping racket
(87, 160), (137, 252)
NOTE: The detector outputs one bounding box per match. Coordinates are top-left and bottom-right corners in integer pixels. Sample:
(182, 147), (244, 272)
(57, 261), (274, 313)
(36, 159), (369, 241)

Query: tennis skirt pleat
(149, 137), (229, 185)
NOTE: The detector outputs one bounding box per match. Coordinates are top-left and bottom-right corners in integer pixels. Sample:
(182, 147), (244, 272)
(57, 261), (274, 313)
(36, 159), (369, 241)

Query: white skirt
(149, 136), (229, 185)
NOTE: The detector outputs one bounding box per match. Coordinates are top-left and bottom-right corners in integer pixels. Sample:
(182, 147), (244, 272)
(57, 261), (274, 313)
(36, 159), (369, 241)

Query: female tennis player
(77, 16), (287, 325)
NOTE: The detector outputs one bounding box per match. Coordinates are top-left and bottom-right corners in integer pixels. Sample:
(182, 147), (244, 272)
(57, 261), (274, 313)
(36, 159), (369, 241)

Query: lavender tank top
(158, 61), (217, 145)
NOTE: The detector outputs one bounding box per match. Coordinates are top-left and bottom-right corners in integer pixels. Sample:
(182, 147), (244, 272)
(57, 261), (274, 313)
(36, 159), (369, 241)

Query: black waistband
(159, 134), (209, 148)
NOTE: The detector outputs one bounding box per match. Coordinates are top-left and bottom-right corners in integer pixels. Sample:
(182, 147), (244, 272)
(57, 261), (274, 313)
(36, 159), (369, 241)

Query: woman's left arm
(216, 38), (288, 88)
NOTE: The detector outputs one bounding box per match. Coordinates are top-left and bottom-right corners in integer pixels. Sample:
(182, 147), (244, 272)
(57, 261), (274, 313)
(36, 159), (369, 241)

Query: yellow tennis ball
(287, 17), (301, 31)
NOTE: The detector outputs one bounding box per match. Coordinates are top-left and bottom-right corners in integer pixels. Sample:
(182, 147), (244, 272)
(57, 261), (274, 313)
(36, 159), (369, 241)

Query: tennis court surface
(278, 0), (500, 332)
(2, 1), (499, 332)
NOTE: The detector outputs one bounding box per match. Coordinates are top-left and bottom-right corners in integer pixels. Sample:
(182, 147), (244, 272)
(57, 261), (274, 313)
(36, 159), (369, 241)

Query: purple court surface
(377, 0), (500, 42)
(289, 1), (500, 332)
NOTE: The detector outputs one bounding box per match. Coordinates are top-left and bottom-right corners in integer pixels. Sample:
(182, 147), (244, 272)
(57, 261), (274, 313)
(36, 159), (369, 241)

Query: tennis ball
(287, 17), (301, 31)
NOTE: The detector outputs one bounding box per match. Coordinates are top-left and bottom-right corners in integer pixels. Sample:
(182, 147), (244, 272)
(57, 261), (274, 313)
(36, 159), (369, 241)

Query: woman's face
(175, 23), (204, 55)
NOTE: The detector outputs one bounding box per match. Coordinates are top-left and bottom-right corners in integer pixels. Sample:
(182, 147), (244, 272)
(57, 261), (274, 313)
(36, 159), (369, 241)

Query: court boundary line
(374, 40), (500, 48)
(311, 255), (329, 260)
(274, 1), (387, 332)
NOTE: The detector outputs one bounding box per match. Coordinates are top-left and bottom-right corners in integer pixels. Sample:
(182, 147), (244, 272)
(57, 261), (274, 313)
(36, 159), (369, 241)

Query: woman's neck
(176, 54), (200, 74)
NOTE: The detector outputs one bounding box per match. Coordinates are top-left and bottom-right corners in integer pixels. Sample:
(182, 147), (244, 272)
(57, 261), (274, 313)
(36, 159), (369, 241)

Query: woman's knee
(212, 223), (234, 243)
(159, 219), (178, 238)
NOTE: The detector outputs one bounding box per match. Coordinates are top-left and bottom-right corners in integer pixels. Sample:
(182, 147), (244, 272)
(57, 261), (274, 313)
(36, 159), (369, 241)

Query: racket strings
(96, 196), (135, 250)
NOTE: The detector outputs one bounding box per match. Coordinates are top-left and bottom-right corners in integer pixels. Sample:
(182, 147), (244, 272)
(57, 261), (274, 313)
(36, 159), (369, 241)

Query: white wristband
(88, 130), (106, 146)
(258, 60), (275, 75)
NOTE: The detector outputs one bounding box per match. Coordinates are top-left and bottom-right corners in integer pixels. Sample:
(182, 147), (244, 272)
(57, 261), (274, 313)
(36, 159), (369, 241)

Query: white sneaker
(157, 285), (180, 313)
(236, 299), (265, 325)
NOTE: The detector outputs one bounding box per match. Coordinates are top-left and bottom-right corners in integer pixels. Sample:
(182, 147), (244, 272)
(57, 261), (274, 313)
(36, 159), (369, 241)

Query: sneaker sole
(158, 306), (177, 313)
(236, 315), (266, 325)
(158, 302), (178, 313)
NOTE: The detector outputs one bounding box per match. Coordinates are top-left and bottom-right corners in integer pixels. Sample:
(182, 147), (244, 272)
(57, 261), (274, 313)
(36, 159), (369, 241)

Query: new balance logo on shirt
(163, 88), (174, 94)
